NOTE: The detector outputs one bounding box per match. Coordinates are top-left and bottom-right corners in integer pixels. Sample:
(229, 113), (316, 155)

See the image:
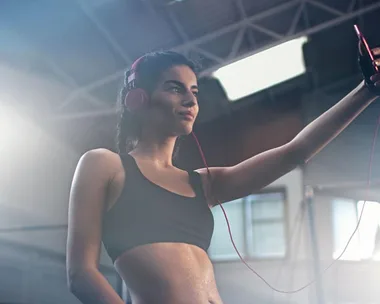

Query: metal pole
(305, 186), (325, 304)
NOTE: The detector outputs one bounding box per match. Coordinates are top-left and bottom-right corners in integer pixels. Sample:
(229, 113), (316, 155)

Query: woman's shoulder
(81, 148), (119, 159)
(77, 148), (123, 178)
(80, 148), (120, 163)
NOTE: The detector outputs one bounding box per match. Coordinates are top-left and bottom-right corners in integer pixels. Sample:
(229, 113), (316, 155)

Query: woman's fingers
(370, 74), (380, 87)
(372, 47), (380, 57)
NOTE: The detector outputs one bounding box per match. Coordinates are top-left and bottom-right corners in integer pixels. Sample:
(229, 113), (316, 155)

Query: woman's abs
(114, 243), (223, 304)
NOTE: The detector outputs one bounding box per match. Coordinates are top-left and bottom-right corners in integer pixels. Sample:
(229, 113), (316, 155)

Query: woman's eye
(193, 91), (199, 97)
(170, 87), (181, 93)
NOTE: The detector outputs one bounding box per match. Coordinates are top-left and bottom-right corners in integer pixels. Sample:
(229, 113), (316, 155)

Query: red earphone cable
(191, 113), (380, 293)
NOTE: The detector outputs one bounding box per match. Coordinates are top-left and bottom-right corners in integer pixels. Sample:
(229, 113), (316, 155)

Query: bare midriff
(114, 242), (223, 304)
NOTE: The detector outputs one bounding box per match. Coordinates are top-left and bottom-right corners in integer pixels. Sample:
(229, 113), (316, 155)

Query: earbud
(124, 56), (149, 112)
(124, 88), (149, 112)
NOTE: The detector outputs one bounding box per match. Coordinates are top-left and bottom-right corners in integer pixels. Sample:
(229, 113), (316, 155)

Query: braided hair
(116, 51), (198, 157)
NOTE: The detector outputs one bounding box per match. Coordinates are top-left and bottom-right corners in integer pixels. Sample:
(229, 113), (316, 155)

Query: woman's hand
(359, 45), (380, 95)
(369, 71), (380, 89)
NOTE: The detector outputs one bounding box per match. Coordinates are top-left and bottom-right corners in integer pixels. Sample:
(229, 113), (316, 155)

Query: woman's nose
(182, 92), (197, 107)
(183, 98), (196, 108)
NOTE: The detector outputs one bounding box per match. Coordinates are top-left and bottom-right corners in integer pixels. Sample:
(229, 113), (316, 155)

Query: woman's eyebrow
(164, 80), (198, 90)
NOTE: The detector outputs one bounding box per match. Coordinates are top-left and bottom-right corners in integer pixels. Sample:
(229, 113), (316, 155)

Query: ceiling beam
(230, 0), (256, 56)
(140, 0), (188, 44)
(62, 0), (380, 107)
(287, 0), (306, 35)
(64, 0), (299, 102)
(305, 0), (344, 17)
(56, 0), (135, 110)
(235, 0), (247, 18)
(198, 0), (380, 76)
(166, 9), (190, 43)
(248, 23), (284, 39)
(47, 59), (106, 110)
(158, 0), (223, 62)
(228, 26), (246, 60)
(76, 0), (132, 64)
(347, 0), (357, 13)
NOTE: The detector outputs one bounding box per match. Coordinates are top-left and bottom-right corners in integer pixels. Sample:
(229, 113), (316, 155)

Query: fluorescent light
(213, 36), (308, 101)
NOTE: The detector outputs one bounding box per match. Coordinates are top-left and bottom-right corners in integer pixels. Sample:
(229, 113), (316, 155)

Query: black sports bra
(102, 153), (214, 263)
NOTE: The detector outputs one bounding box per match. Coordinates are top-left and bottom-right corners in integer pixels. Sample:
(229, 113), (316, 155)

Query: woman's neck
(132, 136), (177, 168)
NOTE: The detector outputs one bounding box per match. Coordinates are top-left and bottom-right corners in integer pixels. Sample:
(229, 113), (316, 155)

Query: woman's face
(145, 64), (199, 136)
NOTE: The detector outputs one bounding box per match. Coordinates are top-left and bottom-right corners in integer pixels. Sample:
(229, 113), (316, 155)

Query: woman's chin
(174, 127), (192, 137)
(185, 124), (195, 134)
(175, 121), (194, 135)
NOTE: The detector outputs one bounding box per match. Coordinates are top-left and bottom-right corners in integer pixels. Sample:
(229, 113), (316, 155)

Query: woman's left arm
(198, 74), (380, 206)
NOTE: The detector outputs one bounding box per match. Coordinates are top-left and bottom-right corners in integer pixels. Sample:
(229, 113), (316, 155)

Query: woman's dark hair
(116, 51), (198, 158)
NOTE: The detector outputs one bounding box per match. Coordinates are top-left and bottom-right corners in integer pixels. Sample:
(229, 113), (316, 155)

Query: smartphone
(354, 24), (379, 73)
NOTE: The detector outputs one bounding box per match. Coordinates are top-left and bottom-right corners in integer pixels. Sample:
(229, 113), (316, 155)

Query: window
(208, 190), (287, 261)
(332, 198), (380, 261)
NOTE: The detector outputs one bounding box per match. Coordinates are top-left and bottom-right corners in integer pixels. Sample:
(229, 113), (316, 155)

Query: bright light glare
(213, 36), (308, 101)
(333, 199), (380, 261)
(0, 105), (24, 151)
(357, 200), (380, 260)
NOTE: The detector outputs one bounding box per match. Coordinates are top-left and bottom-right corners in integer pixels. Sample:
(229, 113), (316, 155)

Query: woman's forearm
(69, 267), (125, 304)
(293, 81), (378, 163)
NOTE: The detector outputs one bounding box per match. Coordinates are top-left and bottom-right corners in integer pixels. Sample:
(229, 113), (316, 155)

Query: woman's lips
(178, 111), (194, 120)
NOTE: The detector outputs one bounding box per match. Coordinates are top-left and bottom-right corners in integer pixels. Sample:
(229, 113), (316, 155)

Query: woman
(66, 50), (380, 304)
